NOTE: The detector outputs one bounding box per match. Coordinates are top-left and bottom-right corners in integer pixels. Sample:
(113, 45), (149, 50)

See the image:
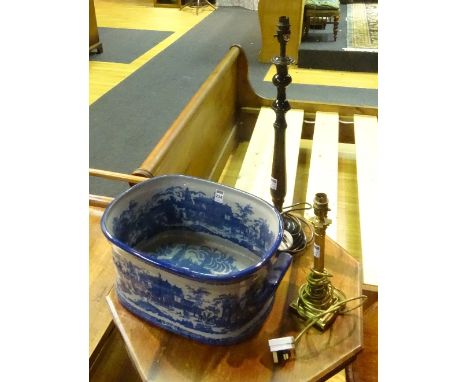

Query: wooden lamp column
(270, 16), (305, 252)
(270, 15), (293, 212)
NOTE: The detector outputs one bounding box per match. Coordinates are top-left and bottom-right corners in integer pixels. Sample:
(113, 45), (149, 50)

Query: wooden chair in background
(302, 0), (341, 41)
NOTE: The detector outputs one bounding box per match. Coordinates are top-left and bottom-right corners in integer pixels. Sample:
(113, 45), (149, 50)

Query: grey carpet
(90, 7), (377, 197)
(90, 28), (172, 64)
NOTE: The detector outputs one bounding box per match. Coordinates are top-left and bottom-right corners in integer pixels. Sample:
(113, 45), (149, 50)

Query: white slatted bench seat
(304, 111), (339, 242)
(227, 108), (378, 292)
(354, 114), (378, 290)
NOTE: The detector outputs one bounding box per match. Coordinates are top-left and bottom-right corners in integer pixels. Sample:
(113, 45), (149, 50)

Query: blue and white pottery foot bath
(101, 175), (292, 345)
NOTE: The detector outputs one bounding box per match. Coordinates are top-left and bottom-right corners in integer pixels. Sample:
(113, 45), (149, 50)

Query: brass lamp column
(311, 193), (332, 272)
(290, 193), (346, 330)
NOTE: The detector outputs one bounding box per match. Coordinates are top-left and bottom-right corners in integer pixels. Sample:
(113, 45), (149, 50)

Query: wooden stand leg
(345, 363), (355, 382)
(333, 15), (339, 41)
(302, 15), (310, 38)
(89, 42), (103, 54)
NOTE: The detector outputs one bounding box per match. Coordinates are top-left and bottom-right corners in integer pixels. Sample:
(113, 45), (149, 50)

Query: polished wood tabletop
(107, 236), (363, 382)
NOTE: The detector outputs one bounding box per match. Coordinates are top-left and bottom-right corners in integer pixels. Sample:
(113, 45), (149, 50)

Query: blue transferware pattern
(112, 249), (279, 344)
(101, 175), (291, 345)
(111, 185), (276, 278)
(138, 235), (243, 276)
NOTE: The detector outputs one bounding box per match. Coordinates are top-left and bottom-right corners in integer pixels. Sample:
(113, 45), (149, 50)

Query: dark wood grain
(107, 237), (363, 382)
(349, 301), (378, 382)
(90, 327), (141, 382)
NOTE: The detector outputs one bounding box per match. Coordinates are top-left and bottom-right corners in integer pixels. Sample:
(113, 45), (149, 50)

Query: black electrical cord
(281, 202), (314, 254)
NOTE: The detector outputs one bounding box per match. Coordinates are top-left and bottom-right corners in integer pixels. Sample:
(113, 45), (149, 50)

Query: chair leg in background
(333, 15), (339, 41)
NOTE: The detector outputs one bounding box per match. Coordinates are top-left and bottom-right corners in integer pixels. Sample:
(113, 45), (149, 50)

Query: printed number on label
(270, 177), (278, 190)
(313, 243), (321, 258)
(214, 189), (224, 204)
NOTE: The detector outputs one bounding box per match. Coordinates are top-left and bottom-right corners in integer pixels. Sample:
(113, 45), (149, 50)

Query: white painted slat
(283, 109), (305, 207)
(235, 107), (275, 200)
(305, 111), (339, 241)
(354, 114), (378, 287)
(235, 107), (304, 207)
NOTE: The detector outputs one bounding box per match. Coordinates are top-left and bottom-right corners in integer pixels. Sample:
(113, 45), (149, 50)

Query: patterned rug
(346, 3), (378, 51)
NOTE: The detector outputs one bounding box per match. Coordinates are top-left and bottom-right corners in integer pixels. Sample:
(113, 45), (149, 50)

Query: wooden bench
(219, 108), (377, 291)
(89, 45), (378, 379)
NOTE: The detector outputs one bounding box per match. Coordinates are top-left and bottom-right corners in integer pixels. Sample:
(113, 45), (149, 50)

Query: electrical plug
(268, 336), (295, 364)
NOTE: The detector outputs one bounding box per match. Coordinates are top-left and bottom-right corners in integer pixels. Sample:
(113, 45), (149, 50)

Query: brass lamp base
(289, 297), (339, 331)
(289, 275), (346, 331)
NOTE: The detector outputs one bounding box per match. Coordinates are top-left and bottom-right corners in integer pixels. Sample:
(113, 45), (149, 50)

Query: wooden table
(89, 205), (115, 362)
(106, 236), (363, 382)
